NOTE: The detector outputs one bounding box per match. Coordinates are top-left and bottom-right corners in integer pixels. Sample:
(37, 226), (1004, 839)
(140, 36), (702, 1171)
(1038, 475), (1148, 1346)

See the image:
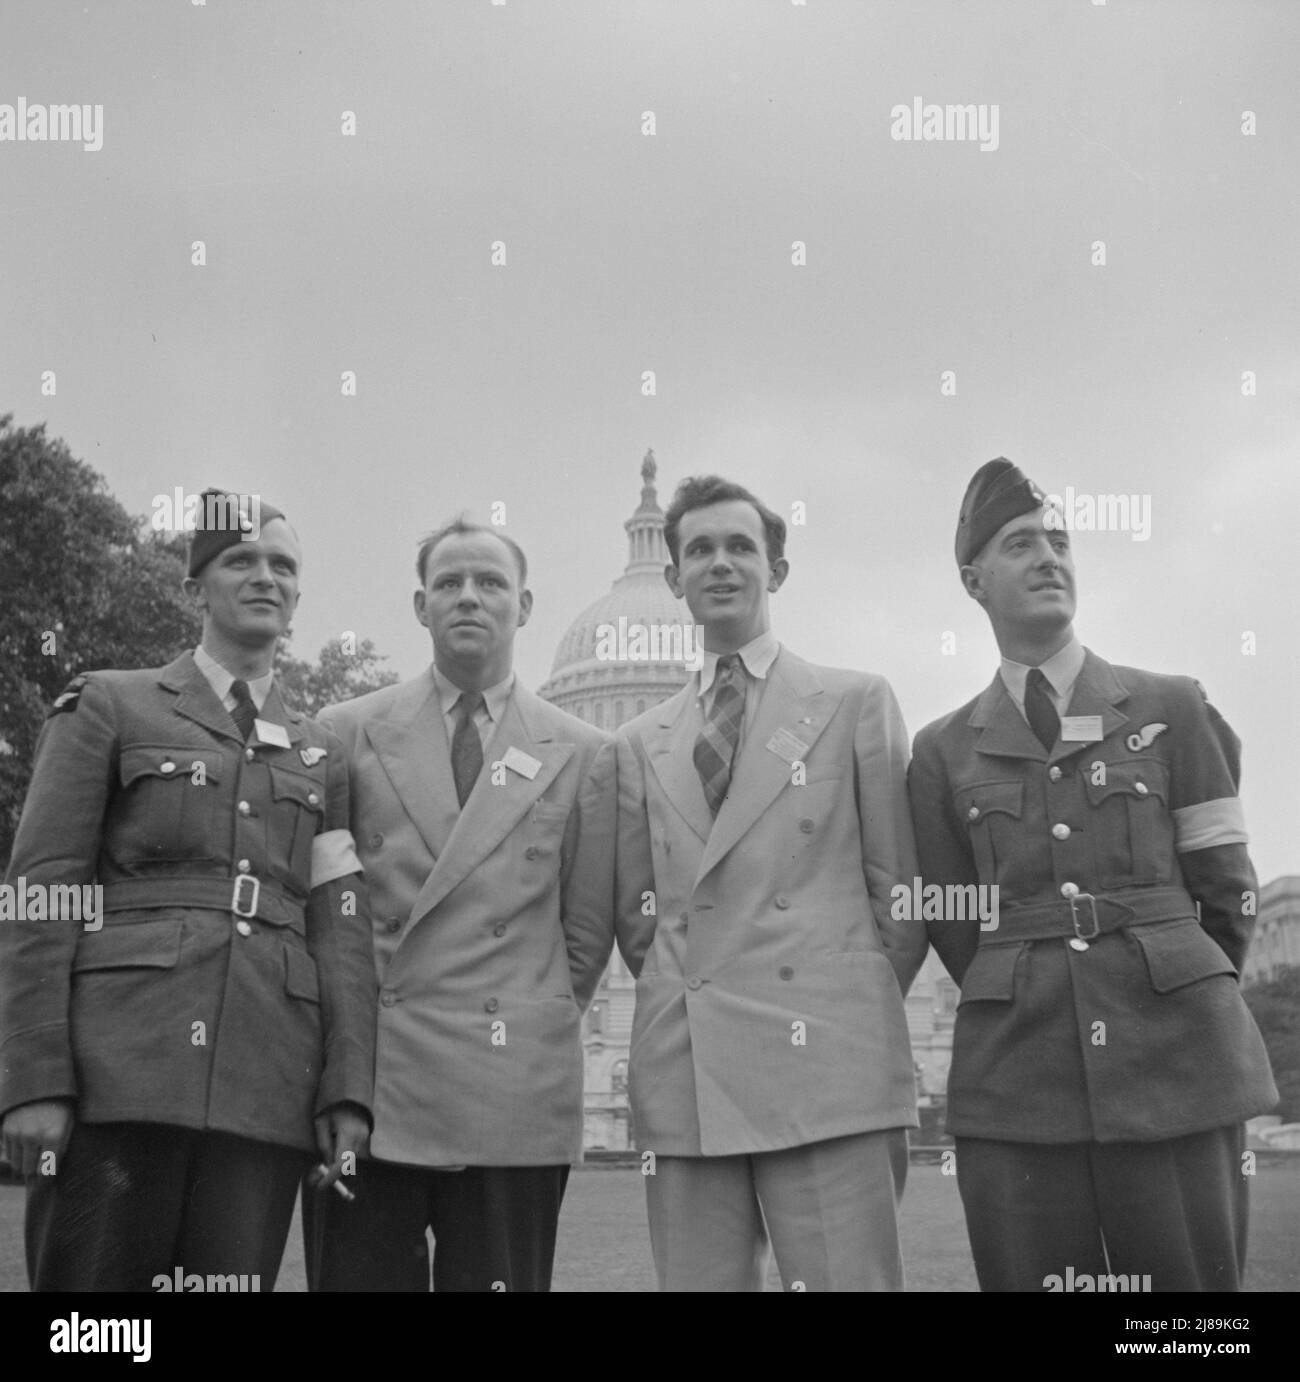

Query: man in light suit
(307, 519), (616, 1292)
(615, 476), (926, 1292)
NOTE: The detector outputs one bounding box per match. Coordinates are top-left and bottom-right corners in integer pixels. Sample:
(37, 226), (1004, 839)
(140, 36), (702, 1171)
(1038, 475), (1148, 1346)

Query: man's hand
(309, 1102), (370, 1197)
(1, 1099), (75, 1179)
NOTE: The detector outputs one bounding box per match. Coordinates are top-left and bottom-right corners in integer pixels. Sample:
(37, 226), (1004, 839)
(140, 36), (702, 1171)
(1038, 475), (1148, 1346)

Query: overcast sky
(2, 0), (1296, 879)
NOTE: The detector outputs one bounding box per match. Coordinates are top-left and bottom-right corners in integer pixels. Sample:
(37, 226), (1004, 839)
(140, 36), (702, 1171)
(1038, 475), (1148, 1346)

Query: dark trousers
(955, 1123), (1248, 1292)
(26, 1121), (308, 1292)
(303, 1158), (570, 1291)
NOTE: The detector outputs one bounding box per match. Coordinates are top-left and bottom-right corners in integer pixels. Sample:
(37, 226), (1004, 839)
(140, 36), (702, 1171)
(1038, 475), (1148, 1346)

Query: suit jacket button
(238, 800), (251, 817)
(1060, 882), (1079, 898)
(245, 747), (256, 762)
(1051, 823), (1071, 840)
(525, 846), (539, 860)
(493, 923), (507, 937)
(370, 832), (384, 848)
(798, 819), (814, 833)
(235, 920), (252, 937)
(308, 792), (320, 806)
(1048, 766), (1062, 782)
(386, 918), (401, 934)
(381, 991), (397, 1007)
(485, 997), (499, 1013)
(237, 859), (251, 873)
(967, 806), (979, 821)
(160, 760), (176, 774)
(686, 977), (702, 990)
(774, 896), (791, 910)
(679, 911), (689, 923)
(779, 966), (794, 980)
(1134, 782), (1149, 796)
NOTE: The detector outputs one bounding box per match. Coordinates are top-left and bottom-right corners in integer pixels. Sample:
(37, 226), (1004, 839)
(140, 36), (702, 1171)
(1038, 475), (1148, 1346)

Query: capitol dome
(538, 451), (694, 732)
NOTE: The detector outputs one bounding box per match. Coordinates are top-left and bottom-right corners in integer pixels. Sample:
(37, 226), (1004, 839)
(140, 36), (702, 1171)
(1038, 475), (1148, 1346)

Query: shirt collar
(432, 663), (515, 724)
(999, 635), (1086, 708)
(193, 644), (273, 713)
(697, 630), (781, 699)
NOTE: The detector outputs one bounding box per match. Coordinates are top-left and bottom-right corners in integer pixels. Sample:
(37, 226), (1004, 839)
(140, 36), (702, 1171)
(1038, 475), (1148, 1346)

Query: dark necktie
(694, 654), (745, 818)
(230, 679), (257, 742)
(1024, 667), (1060, 753)
(452, 691), (485, 808)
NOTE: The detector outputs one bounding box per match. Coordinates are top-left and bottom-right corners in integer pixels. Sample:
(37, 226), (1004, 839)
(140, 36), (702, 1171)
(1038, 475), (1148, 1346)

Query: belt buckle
(231, 874), (260, 919)
(1068, 892), (1100, 949)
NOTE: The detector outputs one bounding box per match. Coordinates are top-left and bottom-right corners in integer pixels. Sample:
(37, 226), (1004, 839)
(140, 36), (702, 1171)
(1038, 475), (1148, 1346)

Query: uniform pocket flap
(1135, 921), (1237, 993)
(120, 745), (223, 788)
(1084, 757), (1169, 806)
(284, 945), (321, 1003)
(72, 919), (183, 972)
(954, 780), (1024, 823)
(269, 765), (325, 814)
(958, 943), (1023, 1003)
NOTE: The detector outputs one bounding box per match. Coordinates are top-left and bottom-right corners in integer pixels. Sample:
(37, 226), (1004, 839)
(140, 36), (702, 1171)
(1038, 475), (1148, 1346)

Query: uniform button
(484, 997), (500, 1013)
(798, 819), (814, 834)
(237, 859), (250, 873)
(160, 760), (176, 774)
(493, 923), (507, 938)
(1134, 782), (1149, 796)
(778, 966), (794, 980)
(235, 920), (252, 937)
(1060, 882), (1079, 898)
(686, 977), (702, 990)
(370, 832), (384, 848)
(308, 792), (320, 806)
(1048, 766), (1062, 782)
(525, 846), (539, 860)
(245, 747), (256, 762)
(679, 911), (689, 923)
(238, 800), (251, 816)
(774, 896), (791, 910)
(1051, 823), (1070, 840)
(967, 806), (979, 821)
(385, 918), (401, 934)
(380, 991), (397, 1008)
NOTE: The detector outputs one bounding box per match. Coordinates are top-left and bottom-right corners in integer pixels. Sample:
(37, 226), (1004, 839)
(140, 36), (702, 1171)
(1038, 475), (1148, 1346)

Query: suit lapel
(645, 687), (714, 845)
(695, 650), (837, 886)
(161, 652), (245, 744)
(1051, 648), (1131, 765)
(256, 683), (305, 746)
(364, 676), (459, 862)
(970, 674), (1046, 763)
(403, 685), (575, 934)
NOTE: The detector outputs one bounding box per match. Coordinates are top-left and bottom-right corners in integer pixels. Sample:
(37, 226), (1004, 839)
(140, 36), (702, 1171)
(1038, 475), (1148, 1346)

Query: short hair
(663, 476), (787, 567)
(415, 517), (528, 587)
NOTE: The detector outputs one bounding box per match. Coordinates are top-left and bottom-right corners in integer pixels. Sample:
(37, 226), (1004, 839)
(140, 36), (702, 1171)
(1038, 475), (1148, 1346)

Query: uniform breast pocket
(114, 745), (224, 863)
(952, 781), (1023, 884)
(268, 765), (326, 885)
(1083, 757), (1173, 887)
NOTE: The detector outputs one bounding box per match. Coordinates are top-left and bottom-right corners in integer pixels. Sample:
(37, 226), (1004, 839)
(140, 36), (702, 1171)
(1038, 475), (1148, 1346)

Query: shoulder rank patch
(299, 746), (327, 767)
(49, 675), (88, 716)
(1125, 722), (1168, 752)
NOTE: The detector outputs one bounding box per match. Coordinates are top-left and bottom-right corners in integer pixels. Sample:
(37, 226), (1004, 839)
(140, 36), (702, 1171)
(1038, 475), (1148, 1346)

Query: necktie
(1024, 667), (1060, 753)
(452, 691), (485, 808)
(694, 655), (745, 818)
(230, 679), (257, 742)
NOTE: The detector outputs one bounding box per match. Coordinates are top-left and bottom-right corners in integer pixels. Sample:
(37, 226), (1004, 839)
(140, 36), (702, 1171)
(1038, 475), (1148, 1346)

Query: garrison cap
(955, 458), (1048, 567)
(187, 489), (285, 576)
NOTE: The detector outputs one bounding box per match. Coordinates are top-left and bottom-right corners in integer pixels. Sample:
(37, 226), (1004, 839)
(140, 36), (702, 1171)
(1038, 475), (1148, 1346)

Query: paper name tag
(502, 745), (541, 780)
(765, 727), (811, 765)
(254, 719), (291, 749)
(1060, 715), (1104, 743)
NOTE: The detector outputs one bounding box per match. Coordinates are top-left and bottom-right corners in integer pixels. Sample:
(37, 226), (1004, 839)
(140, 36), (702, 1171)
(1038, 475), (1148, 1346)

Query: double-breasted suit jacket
(615, 647), (926, 1158)
(908, 649), (1277, 1144)
(319, 671), (616, 1168)
(0, 652), (377, 1153)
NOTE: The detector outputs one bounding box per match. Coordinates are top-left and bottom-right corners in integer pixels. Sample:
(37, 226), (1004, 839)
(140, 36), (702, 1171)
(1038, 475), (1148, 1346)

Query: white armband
(1173, 797), (1248, 852)
(311, 828), (362, 888)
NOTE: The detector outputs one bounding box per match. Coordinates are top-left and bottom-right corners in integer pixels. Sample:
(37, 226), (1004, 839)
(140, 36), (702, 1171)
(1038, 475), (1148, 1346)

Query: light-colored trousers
(645, 1128), (909, 1291)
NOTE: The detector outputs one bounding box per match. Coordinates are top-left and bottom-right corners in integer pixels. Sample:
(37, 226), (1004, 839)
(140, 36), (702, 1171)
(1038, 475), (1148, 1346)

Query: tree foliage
(1243, 964), (1300, 1123)
(274, 637), (399, 718)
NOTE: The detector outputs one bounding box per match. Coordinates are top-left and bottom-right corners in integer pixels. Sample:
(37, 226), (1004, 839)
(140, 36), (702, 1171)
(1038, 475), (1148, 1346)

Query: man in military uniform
(0, 489), (377, 1291)
(908, 458), (1277, 1292)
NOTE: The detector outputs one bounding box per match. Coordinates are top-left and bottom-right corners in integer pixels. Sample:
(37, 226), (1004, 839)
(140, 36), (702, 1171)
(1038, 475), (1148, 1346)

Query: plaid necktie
(694, 654), (745, 818)
(452, 690), (485, 808)
(230, 679), (257, 742)
(1024, 667), (1060, 752)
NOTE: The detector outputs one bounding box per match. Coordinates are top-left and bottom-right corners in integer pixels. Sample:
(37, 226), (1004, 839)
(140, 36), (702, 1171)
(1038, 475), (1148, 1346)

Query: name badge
(1060, 715), (1104, 743)
(502, 746), (541, 780)
(766, 728), (811, 765)
(253, 719), (291, 749)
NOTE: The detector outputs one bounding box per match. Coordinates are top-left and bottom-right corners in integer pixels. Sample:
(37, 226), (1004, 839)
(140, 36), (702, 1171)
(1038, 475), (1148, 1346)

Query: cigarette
(314, 1163), (356, 1201)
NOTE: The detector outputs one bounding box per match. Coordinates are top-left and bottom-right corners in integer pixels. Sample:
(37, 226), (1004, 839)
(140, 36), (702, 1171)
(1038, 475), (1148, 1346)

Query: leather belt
(980, 885), (1197, 947)
(100, 876), (305, 930)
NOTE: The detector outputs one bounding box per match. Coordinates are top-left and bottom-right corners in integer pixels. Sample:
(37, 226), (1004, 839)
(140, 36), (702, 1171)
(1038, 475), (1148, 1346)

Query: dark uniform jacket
(908, 648), (1277, 1144)
(0, 652), (377, 1153)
